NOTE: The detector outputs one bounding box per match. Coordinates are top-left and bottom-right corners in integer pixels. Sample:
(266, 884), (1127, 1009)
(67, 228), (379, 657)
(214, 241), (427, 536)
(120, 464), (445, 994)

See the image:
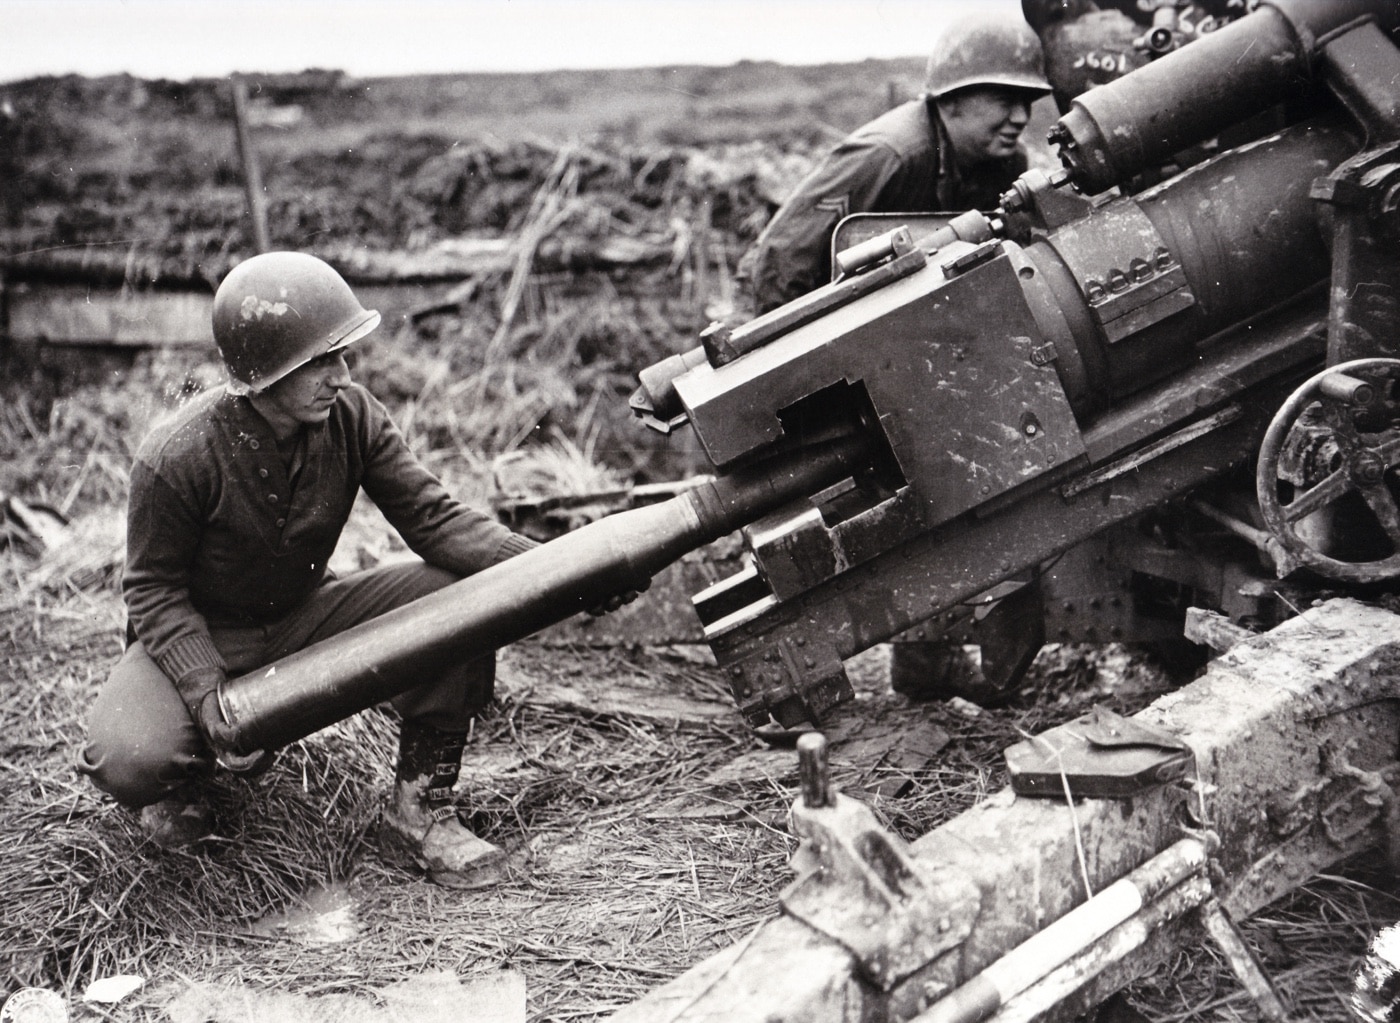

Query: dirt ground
(5, 556), (1397, 1022)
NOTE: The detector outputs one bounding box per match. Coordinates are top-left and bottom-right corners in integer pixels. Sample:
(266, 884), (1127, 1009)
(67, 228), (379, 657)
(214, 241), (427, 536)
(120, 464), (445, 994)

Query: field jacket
(739, 99), (1028, 314)
(123, 383), (534, 690)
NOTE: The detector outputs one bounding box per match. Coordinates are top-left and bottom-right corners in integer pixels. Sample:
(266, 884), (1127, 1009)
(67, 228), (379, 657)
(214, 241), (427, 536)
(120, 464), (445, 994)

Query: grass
(6, 521), (1398, 1022)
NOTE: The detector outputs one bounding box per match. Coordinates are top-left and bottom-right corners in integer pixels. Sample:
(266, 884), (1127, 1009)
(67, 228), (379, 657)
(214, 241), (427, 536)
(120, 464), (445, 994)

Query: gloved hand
(195, 690), (277, 777)
(587, 578), (651, 617)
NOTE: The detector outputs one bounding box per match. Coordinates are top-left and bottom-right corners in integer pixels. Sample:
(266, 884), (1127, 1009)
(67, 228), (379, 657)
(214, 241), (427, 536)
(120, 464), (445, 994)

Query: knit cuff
(493, 532), (540, 564)
(154, 633), (228, 688)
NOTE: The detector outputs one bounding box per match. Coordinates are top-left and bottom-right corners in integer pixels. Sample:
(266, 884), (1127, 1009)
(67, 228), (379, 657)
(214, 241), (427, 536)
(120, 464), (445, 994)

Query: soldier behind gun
(733, 14), (1051, 707)
(79, 252), (634, 888)
(737, 12), (1052, 316)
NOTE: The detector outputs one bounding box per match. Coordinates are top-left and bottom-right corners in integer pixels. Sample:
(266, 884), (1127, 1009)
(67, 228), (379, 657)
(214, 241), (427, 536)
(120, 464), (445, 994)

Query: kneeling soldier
(81, 252), (544, 887)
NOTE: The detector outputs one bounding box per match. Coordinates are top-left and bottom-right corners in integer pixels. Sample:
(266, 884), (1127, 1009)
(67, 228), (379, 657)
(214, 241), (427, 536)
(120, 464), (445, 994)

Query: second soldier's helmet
(212, 251), (380, 394)
(924, 12), (1053, 98)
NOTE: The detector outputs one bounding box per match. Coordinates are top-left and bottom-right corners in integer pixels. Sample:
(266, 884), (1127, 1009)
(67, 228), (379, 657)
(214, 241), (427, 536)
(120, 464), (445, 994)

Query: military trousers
(79, 561), (493, 808)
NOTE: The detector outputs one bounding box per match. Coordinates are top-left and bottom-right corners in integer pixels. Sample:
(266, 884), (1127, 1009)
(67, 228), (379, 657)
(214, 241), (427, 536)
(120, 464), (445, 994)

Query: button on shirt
(123, 384), (533, 687)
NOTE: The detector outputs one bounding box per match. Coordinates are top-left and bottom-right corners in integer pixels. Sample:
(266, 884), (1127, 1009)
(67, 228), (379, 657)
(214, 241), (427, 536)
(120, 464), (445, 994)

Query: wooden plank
(2, 282), (469, 348)
(2, 235), (671, 290)
(6, 287), (214, 347)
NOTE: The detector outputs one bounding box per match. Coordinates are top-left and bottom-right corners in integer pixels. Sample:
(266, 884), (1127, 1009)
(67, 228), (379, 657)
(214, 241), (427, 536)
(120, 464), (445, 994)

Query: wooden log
(5, 286), (214, 347)
(2, 233), (674, 289)
(604, 598), (1400, 1022)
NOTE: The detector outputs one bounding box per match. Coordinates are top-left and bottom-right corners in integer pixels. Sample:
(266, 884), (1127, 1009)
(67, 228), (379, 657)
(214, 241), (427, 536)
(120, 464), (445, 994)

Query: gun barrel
(218, 432), (869, 753)
(1053, 0), (1400, 192)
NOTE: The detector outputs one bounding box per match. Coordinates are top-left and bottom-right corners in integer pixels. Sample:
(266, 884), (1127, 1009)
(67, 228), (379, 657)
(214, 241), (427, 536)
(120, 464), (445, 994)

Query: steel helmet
(212, 251), (381, 394)
(924, 12), (1053, 98)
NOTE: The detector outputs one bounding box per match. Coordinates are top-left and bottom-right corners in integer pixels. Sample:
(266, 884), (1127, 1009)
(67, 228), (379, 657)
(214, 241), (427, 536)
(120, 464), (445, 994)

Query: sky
(1, 0), (1023, 82)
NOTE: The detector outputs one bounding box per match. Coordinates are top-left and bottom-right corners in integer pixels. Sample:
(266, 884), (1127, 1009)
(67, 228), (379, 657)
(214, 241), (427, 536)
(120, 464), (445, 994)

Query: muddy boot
(889, 638), (978, 702)
(379, 720), (504, 889)
(138, 786), (215, 850)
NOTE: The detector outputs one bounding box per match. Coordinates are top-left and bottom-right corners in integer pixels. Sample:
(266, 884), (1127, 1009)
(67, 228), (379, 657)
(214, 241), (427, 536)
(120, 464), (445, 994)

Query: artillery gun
(628, 0), (1400, 728)
(206, 0), (1400, 1017)
(605, 1), (1400, 1018)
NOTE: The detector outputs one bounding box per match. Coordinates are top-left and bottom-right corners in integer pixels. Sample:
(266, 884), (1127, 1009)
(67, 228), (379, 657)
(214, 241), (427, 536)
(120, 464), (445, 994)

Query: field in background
(0, 62), (928, 259)
(1, 62), (964, 507)
(0, 63), (1057, 275)
(0, 63), (1057, 515)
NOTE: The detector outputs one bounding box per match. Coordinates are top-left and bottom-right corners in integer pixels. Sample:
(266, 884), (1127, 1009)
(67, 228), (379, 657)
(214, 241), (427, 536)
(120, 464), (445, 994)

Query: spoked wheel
(1256, 358), (1400, 583)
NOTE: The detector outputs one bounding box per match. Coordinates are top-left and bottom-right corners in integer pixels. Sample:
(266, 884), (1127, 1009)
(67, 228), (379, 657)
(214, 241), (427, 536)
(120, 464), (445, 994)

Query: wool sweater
(123, 383), (534, 688)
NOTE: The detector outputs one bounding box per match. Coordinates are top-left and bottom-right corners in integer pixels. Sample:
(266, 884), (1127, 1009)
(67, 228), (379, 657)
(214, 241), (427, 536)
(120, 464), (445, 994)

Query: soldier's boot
(379, 719), (504, 889)
(890, 579), (1045, 708)
(889, 638), (980, 702)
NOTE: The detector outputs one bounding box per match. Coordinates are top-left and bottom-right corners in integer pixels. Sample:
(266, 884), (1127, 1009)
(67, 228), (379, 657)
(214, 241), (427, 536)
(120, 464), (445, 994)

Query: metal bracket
(939, 241), (1001, 278)
(1045, 195), (1196, 344)
(1029, 341), (1059, 367)
(719, 632), (855, 729)
(1309, 139), (1400, 363)
(780, 734), (981, 991)
(1062, 404), (1243, 498)
(1005, 705), (1195, 799)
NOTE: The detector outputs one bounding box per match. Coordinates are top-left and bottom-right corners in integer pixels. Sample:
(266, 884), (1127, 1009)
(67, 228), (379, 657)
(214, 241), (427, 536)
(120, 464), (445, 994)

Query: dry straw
(5, 541), (1396, 1023)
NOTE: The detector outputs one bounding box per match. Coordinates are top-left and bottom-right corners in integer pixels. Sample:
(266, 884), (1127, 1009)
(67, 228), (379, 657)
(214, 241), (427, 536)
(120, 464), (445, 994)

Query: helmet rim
(224, 307), (381, 395)
(923, 13), (1052, 99)
(212, 251), (380, 395)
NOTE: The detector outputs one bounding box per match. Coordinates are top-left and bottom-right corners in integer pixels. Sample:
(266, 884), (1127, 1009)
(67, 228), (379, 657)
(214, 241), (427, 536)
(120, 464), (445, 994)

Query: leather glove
(587, 577), (651, 617)
(195, 690), (277, 777)
(174, 664), (227, 717)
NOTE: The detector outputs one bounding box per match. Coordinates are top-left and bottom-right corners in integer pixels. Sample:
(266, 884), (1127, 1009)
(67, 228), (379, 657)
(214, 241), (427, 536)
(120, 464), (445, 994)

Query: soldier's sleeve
(356, 388), (535, 576)
(744, 140), (906, 315)
(122, 458), (228, 704)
